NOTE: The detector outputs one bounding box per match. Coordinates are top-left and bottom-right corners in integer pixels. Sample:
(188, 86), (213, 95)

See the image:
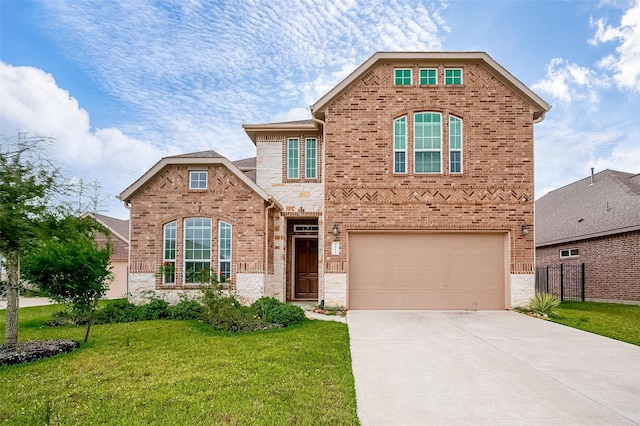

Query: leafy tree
(0, 133), (60, 347)
(22, 216), (113, 342)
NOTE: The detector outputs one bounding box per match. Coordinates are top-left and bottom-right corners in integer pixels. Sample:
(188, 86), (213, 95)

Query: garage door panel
(348, 232), (506, 310)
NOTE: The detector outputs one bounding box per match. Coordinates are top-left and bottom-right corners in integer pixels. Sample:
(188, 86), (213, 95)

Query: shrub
(250, 297), (306, 327)
(171, 299), (204, 320)
(268, 303), (306, 327)
(529, 292), (561, 317)
(94, 299), (141, 324)
(140, 297), (171, 320)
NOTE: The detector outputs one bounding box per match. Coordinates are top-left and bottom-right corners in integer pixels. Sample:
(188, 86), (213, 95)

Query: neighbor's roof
(535, 170), (640, 247)
(118, 150), (273, 204)
(92, 213), (130, 243)
(311, 51), (551, 122)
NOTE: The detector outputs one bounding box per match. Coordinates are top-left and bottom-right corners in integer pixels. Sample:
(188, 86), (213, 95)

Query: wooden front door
(295, 238), (318, 299)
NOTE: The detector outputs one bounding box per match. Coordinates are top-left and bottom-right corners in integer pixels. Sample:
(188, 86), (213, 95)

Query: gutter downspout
(121, 200), (132, 299)
(312, 110), (326, 305)
(264, 198), (276, 296)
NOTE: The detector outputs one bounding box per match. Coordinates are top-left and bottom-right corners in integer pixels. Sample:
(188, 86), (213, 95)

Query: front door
(295, 238), (318, 299)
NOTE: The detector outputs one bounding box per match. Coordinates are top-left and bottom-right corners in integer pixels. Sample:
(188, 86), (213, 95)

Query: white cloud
(0, 62), (172, 219)
(532, 58), (602, 105)
(590, 0), (640, 92)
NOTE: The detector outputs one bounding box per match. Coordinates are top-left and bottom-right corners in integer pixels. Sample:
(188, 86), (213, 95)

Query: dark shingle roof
(166, 150), (225, 159)
(93, 213), (130, 241)
(535, 170), (640, 246)
(232, 157), (256, 170)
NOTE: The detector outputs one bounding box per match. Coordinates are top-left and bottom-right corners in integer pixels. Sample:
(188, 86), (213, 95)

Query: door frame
(291, 235), (319, 301)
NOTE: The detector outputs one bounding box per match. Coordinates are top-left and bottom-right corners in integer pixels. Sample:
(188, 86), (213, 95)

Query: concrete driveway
(348, 311), (640, 425)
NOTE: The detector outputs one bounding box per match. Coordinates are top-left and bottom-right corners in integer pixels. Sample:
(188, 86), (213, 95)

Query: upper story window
(305, 138), (317, 179)
(184, 218), (211, 284)
(393, 116), (407, 174)
(189, 171), (207, 190)
(419, 68), (438, 85)
(394, 68), (412, 85)
(218, 221), (232, 283)
(414, 112), (442, 174)
(445, 68), (463, 85)
(287, 138), (299, 179)
(162, 221), (177, 285)
(449, 115), (463, 174)
(560, 248), (579, 258)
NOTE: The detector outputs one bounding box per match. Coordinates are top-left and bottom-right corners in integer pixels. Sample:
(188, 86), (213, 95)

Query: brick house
(536, 169), (640, 303)
(119, 51), (550, 309)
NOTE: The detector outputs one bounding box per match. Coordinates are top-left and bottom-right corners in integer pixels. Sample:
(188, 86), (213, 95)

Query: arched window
(162, 221), (177, 284)
(449, 115), (463, 174)
(393, 116), (407, 174)
(218, 221), (232, 283)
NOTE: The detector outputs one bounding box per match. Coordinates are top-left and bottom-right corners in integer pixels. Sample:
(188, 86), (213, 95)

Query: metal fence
(535, 263), (585, 302)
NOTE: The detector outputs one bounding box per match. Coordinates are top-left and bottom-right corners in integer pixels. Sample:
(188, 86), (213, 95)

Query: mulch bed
(0, 340), (80, 366)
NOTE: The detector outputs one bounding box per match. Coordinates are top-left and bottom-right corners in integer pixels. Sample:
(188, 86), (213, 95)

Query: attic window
(445, 68), (463, 85)
(394, 69), (412, 85)
(419, 68), (437, 85)
(560, 248), (579, 258)
(189, 171), (207, 190)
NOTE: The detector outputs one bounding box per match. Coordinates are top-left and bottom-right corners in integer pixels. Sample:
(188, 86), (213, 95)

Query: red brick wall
(536, 230), (640, 301)
(322, 61), (535, 273)
(128, 164), (267, 289)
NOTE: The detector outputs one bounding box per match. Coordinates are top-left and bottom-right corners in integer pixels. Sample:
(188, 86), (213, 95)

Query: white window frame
(414, 112), (442, 174)
(419, 68), (438, 85)
(444, 68), (463, 85)
(559, 248), (579, 259)
(189, 170), (207, 190)
(184, 218), (212, 284)
(218, 221), (232, 283)
(394, 68), (412, 85)
(305, 138), (317, 179)
(449, 115), (463, 174)
(393, 116), (407, 174)
(162, 221), (177, 285)
(287, 138), (299, 179)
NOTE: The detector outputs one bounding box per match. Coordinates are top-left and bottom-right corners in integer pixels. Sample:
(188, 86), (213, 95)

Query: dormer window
(189, 171), (207, 189)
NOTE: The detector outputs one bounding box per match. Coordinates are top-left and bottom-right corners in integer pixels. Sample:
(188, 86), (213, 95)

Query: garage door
(348, 232), (507, 310)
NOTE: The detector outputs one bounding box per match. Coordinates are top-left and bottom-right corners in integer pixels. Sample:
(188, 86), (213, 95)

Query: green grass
(551, 301), (640, 346)
(0, 304), (359, 425)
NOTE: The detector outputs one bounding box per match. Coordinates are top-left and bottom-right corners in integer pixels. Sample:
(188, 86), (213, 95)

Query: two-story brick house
(119, 52), (550, 309)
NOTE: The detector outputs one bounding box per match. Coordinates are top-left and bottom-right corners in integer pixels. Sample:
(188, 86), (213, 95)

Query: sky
(1, 0), (640, 220)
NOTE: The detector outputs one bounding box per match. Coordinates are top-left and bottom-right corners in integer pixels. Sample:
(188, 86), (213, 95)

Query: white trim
(394, 68), (412, 85)
(393, 116), (407, 174)
(183, 217), (212, 285)
(414, 112), (442, 174)
(419, 67), (438, 85)
(449, 115), (463, 174)
(444, 67), (464, 85)
(287, 138), (300, 179)
(559, 248), (579, 259)
(305, 138), (317, 179)
(188, 170), (208, 190)
(162, 221), (177, 285)
(218, 220), (232, 282)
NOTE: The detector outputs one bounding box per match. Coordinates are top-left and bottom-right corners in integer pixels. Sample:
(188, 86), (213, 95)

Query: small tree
(21, 216), (113, 342)
(0, 133), (59, 347)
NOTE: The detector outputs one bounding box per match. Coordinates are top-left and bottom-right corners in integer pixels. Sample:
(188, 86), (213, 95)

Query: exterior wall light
(521, 224), (529, 235)
(332, 223), (339, 236)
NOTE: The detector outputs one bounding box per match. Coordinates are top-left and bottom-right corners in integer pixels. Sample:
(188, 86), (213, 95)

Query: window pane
(189, 171), (207, 189)
(184, 218), (211, 283)
(306, 138), (317, 179)
(415, 152), (441, 173)
(393, 117), (407, 174)
(394, 69), (411, 85)
(219, 221), (232, 282)
(288, 138), (299, 178)
(450, 152), (461, 173)
(394, 152), (406, 173)
(445, 68), (463, 85)
(419, 68), (437, 85)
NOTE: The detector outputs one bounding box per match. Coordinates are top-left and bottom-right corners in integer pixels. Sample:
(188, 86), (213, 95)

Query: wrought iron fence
(535, 263), (585, 302)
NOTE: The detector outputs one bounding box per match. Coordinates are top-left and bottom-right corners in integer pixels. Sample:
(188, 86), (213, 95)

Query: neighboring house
(84, 212), (130, 299)
(535, 169), (640, 303)
(119, 51), (550, 309)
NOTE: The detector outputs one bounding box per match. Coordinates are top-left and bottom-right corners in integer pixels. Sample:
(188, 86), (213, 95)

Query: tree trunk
(5, 250), (20, 347)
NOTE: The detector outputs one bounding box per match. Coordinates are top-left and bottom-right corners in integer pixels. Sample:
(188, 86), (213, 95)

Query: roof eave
(119, 156), (272, 203)
(536, 224), (640, 248)
(242, 122), (318, 144)
(311, 51), (551, 119)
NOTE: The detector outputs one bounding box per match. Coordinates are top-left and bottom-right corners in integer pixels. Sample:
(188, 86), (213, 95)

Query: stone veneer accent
(510, 274), (535, 308)
(324, 273), (347, 307)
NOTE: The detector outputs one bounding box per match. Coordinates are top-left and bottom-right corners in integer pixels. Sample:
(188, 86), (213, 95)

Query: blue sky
(2, 0), (640, 219)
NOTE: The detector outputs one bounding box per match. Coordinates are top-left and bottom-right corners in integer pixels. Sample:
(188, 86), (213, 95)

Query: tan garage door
(348, 232), (507, 310)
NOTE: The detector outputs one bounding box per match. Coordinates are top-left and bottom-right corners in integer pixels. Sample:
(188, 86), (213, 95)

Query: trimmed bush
(171, 299), (204, 320)
(250, 297), (306, 327)
(140, 297), (171, 320)
(250, 297), (282, 320)
(94, 299), (141, 324)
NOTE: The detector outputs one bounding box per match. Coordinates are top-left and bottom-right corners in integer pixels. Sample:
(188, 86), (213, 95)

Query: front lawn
(551, 301), (640, 346)
(0, 303), (359, 425)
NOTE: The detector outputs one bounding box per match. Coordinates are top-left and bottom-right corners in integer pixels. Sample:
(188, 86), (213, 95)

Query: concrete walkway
(348, 310), (640, 425)
(0, 297), (57, 310)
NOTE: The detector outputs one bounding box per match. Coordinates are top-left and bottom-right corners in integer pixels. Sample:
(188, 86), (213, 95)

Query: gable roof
(311, 51), (551, 122)
(82, 212), (130, 243)
(118, 150), (276, 205)
(535, 169), (640, 247)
